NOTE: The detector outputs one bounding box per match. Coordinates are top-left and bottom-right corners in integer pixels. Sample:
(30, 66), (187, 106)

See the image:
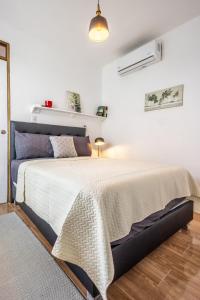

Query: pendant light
(89, 0), (109, 42)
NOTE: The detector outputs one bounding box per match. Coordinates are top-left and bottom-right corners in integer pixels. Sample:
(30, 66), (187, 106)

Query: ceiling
(1, 0), (200, 66)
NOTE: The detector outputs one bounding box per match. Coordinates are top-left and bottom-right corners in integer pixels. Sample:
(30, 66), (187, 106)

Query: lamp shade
(95, 137), (105, 146)
(89, 1), (109, 43)
(89, 15), (109, 42)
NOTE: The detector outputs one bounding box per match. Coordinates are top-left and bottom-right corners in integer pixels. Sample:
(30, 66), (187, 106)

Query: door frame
(0, 40), (11, 202)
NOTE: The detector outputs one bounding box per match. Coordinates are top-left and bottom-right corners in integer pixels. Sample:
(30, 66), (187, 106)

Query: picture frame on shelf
(96, 106), (108, 117)
(67, 91), (81, 113)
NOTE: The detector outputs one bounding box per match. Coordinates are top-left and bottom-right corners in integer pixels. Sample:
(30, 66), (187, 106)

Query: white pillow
(49, 136), (77, 158)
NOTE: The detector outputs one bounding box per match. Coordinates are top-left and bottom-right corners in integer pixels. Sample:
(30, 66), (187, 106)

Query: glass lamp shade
(89, 15), (109, 42)
(95, 137), (105, 146)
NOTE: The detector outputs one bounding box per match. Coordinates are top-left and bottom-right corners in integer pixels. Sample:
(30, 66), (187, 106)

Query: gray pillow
(15, 131), (53, 160)
(73, 136), (92, 156)
(49, 136), (77, 158)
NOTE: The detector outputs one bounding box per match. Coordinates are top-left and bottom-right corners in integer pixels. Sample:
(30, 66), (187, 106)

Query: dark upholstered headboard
(10, 121), (86, 161)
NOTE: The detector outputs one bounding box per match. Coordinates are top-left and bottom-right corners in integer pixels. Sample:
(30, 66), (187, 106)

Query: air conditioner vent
(117, 40), (162, 76)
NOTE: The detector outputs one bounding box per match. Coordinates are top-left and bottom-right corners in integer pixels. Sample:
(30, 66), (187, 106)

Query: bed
(11, 120), (196, 299)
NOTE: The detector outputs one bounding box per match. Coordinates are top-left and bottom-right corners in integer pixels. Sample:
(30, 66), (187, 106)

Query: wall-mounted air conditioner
(117, 40), (162, 76)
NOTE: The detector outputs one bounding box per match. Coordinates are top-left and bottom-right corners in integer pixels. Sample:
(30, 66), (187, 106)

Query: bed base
(18, 200), (193, 298)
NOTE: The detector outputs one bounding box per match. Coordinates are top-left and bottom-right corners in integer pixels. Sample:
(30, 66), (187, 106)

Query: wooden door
(0, 41), (10, 203)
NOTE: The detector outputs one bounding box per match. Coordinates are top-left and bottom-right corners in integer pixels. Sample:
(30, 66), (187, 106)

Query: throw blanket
(16, 157), (200, 299)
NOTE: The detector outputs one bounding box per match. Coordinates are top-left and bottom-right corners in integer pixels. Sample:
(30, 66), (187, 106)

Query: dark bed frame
(11, 121), (193, 299)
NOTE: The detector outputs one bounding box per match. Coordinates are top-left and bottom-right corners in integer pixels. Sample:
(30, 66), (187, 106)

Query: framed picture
(67, 91), (81, 113)
(96, 106), (108, 117)
(145, 84), (184, 112)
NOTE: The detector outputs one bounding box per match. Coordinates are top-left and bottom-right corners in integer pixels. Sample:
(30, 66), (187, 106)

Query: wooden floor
(1, 204), (200, 300)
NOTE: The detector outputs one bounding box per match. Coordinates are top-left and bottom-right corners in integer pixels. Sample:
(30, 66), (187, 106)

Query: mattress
(11, 158), (51, 199)
(111, 197), (187, 246)
(11, 158), (51, 184)
(12, 158), (186, 245)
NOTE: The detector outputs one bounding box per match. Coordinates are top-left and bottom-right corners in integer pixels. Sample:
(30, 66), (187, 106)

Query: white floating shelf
(31, 105), (106, 121)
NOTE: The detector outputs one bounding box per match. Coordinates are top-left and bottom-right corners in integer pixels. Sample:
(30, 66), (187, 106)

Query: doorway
(0, 41), (10, 203)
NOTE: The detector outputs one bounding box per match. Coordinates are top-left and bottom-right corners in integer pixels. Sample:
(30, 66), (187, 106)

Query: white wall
(102, 17), (200, 188)
(0, 20), (102, 140)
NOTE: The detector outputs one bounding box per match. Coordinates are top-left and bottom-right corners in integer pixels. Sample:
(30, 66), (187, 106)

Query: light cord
(96, 0), (101, 15)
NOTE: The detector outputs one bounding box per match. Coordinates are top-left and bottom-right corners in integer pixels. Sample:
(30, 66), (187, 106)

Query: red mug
(45, 100), (53, 108)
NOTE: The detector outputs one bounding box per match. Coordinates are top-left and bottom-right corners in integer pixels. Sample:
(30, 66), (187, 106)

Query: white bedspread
(16, 157), (200, 299)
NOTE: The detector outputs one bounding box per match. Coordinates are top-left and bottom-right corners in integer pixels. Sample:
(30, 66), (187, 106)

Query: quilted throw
(16, 157), (200, 299)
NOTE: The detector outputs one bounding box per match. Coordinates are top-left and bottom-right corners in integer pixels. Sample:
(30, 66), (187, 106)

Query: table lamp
(95, 137), (105, 157)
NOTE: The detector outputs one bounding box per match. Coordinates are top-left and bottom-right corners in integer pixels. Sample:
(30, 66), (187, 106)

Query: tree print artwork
(145, 85), (183, 111)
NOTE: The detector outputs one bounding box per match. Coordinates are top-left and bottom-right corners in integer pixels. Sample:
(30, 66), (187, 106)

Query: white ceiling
(1, 0), (200, 66)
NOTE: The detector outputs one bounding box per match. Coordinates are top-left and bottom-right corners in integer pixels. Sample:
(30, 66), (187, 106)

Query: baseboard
(194, 212), (200, 222)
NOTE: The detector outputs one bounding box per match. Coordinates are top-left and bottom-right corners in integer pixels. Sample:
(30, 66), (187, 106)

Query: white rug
(0, 213), (84, 300)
